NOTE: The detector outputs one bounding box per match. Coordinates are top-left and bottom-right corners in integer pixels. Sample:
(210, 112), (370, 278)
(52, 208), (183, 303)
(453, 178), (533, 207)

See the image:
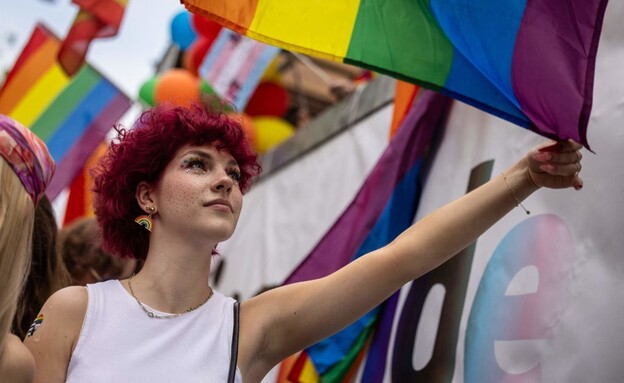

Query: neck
(127, 227), (216, 314)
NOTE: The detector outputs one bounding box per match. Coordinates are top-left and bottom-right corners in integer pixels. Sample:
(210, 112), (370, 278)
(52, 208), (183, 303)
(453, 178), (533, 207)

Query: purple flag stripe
(284, 90), (452, 284)
(360, 291), (400, 382)
(512, 0), (608, 150)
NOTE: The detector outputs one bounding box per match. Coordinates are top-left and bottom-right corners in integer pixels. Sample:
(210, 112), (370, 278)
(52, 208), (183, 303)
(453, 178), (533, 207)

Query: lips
(204, 198), (233, 212)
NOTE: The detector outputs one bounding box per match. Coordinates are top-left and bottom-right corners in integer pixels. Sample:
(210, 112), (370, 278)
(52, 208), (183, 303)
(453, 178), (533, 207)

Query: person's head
(0, 115), (54, 349)
(60, 216), (140, 285)
(92, 102), (261, 260)
(12, 195), (71, 339)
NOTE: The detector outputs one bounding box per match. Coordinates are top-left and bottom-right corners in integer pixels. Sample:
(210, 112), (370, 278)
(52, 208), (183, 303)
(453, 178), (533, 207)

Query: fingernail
(540, 164), (555, 173)
(574, 184), (583, 190)
(533, 152), (552, 162)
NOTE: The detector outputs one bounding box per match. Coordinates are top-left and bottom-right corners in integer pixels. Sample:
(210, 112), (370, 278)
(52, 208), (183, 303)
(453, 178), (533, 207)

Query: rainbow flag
(62, 141), (108, 226)
(0, 24), (131, 200)
(284, 90), (452, 381)
(58, 0), (129, 75)
(181, 0), (608, 149)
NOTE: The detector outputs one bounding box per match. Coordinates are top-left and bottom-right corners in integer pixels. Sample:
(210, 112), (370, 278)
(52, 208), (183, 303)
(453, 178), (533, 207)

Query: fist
(527, 140), (584, 190)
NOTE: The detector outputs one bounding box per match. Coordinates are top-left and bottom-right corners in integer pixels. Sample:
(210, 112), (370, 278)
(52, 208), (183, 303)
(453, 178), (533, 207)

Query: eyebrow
(183, 150), (238, 167)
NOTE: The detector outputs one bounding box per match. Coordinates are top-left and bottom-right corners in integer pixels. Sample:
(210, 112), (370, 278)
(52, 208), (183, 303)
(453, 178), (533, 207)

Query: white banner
(366, 3), (624, 381)
(215, 104), (393, 300)
(217, 3), (624, 382)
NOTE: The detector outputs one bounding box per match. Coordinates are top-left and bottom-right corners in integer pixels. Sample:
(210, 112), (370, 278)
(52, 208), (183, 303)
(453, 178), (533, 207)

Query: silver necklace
(127, 274), (213, 319)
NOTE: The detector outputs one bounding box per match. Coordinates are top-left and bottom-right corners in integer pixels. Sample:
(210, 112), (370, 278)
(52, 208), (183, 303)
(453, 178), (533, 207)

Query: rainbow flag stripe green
(0, 24), (131, 199)
(182, 0), (608, 148)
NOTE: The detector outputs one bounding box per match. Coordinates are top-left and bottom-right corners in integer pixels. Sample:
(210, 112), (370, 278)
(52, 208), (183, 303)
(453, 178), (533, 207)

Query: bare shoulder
(26, 285), (87, 340)
(24, 286), (88, 383)
(45, 285), (88, 313)
(0, 334), (36, 383)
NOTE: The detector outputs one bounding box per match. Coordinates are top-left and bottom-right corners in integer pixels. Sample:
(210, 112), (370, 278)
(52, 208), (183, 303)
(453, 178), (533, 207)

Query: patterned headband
(0, 114), (55, 204)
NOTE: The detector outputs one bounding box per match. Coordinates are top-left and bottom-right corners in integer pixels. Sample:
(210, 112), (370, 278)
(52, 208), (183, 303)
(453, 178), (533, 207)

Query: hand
(527, 140), (584, 190)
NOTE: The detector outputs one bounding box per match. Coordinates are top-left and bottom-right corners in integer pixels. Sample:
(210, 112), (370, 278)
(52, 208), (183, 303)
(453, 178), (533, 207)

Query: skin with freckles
(140, 144), (244, 246)
(23, 104), (585, 383)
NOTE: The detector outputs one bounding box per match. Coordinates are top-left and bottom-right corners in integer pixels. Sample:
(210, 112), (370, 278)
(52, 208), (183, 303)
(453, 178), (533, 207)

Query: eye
(184, 157), (207, 173)
(227, 168), (242, 183)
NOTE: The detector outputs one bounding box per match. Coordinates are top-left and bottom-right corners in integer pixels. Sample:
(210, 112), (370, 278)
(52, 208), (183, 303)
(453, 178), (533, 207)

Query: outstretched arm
(239, 140), (583, 377)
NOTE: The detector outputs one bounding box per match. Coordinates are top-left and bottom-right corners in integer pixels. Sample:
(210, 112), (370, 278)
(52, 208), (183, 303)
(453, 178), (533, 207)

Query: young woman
(0, 114), (55, 382)
(25, 103), (583, 382)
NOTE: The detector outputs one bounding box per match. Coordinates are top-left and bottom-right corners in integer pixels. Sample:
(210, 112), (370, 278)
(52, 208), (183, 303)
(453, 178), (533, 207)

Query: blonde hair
(0, 160), (35, 354)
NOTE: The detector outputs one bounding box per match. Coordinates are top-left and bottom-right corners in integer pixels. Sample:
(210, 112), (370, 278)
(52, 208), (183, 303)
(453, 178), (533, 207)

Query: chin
(203, 223), (236, 242)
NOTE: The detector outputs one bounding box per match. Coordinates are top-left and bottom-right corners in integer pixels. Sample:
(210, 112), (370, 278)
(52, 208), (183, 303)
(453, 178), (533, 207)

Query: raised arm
(239, 140), (583, 377)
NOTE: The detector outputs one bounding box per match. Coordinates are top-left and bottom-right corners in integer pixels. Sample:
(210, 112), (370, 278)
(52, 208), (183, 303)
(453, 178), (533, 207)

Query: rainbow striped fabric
(0, 24), (131, 200)
(58, 0), (129, 75)
(283, 90), (452, 381)
(181, 0), (608, 149)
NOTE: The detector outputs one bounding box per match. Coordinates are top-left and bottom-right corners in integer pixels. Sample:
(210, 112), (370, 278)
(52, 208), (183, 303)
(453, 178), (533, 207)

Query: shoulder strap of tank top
(227, 301), (240, 383)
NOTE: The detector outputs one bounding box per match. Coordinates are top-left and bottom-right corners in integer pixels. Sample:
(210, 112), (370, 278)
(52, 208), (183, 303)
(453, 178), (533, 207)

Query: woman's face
(149, 143), (243, 243)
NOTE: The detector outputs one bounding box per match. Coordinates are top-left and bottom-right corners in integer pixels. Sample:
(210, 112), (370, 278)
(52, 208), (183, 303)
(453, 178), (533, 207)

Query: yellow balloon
(253, 117), (295, 154)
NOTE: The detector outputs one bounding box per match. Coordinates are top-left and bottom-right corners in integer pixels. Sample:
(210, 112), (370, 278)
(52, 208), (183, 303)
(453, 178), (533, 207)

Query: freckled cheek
(163, 183), (197, 218)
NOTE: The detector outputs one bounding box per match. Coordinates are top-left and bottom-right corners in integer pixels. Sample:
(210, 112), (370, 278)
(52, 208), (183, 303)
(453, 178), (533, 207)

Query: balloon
(252, 117), (295, 154)
(189, 37), (217, 75)
(154, 69), (200, 107)
(138, 76), (158, 107)
(200, 80), (216, 96)
(170, 11), (197, 50)
(191, 14), (222, 39)
(230, 114), (256, 147)
(244, 82), (290, 117)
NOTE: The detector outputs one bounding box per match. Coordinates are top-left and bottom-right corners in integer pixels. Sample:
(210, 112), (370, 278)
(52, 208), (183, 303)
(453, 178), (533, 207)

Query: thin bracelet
(502, 172), (530, 215)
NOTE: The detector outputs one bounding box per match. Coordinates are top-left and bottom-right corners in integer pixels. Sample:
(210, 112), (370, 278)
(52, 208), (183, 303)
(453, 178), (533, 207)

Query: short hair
(92, 102), (261, 260)
(0, 161), (34, 348)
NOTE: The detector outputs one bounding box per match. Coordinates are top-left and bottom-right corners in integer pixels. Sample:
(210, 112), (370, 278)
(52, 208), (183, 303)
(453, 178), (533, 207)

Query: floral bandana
(0, 114), (55, 204)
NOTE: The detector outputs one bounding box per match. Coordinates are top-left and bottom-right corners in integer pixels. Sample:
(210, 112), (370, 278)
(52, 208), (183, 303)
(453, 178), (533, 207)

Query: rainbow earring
(135, 205), (156, 232)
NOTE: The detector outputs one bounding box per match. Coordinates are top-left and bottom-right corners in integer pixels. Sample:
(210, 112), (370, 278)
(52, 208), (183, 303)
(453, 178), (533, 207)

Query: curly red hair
(92, 102), (261, 260)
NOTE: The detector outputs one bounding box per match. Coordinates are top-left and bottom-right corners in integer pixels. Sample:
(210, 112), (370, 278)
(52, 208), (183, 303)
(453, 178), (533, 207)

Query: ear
(135, 181), (156, 212)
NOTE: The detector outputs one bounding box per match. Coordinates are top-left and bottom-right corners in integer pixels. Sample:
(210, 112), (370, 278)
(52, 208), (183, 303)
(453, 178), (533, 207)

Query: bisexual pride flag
(181, 0), (608, 149)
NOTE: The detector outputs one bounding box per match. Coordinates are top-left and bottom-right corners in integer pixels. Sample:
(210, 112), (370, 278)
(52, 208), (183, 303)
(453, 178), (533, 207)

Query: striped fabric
(284, 90), (452, 381)
(181, 0), (608, 149)
(0, 24), (131, 199)
(62, 141), (108, 225)
(58, 0), (128, 76)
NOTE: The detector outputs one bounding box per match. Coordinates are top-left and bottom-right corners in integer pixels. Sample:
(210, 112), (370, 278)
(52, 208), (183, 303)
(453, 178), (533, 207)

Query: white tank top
(66, 280), (242, 382)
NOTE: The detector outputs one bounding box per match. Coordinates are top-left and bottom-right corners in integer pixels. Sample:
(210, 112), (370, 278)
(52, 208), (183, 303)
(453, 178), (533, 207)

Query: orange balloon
(230, 114), (256, 147)
(154, 69), (200, 107)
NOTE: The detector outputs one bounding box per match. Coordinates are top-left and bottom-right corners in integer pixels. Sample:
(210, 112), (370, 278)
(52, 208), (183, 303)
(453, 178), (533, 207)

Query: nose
(211, 168), (234, 194)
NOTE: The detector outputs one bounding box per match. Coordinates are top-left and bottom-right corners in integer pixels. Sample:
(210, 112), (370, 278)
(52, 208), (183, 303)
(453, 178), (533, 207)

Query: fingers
(529, 139), (584, 190)
(538, 161), (582, 176)
(534, 149), (582, 164)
